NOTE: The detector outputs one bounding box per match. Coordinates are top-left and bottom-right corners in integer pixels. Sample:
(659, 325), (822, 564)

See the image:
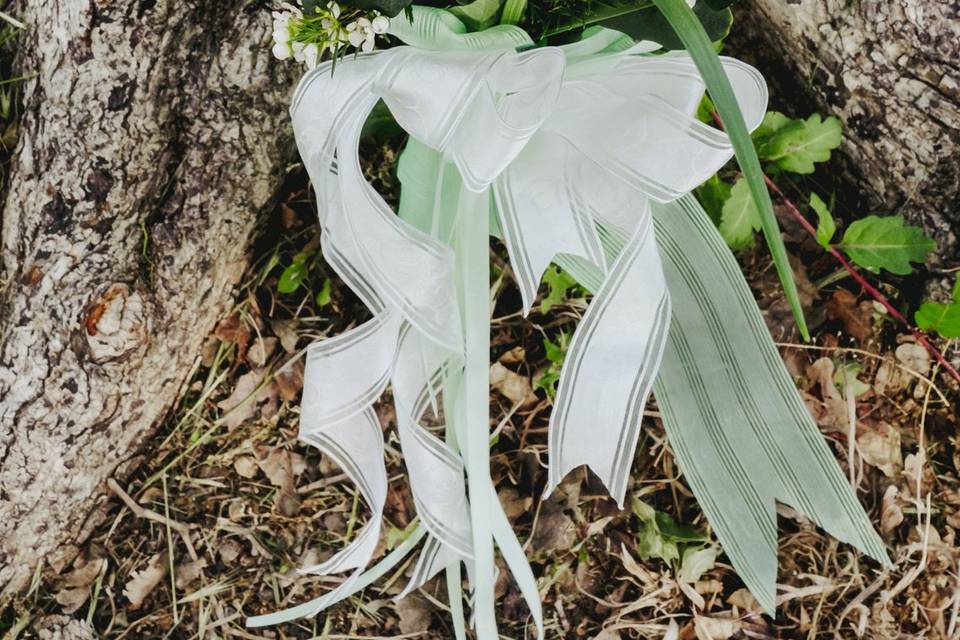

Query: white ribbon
(247, 7), (885, 632)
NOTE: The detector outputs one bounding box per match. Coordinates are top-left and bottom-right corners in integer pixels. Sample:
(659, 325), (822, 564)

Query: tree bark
(734, 0), (960, 262)
(0, 0), (293, 598)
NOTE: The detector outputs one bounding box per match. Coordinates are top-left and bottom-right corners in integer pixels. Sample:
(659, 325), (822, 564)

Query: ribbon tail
(393, 323), (474, 560)
(493, 132), (607, 315)
(651, 194), (890, 614)
(546, 207), (671, 507)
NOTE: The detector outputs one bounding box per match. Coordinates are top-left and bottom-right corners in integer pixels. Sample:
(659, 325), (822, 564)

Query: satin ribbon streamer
(247, 6), (888, 633)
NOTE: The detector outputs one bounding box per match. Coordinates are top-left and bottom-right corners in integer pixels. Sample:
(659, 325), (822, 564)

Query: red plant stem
(763, 174), (960, 385)
(709, 109), (959, 384)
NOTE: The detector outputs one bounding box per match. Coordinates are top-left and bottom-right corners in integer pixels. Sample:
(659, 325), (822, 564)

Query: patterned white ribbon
(247, 6), (887, 632)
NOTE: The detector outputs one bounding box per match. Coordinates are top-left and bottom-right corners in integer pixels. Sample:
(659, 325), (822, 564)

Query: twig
(709, 110), (960, 384)
(108, 478), (198, 561)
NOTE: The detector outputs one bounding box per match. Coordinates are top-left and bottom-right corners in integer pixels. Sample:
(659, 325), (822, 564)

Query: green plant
(916, 278), (960, 339)
(534, 330), (569, 397)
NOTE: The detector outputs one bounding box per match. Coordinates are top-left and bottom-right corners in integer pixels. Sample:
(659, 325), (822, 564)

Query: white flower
(291, 40), (307, 62)
(303, 42), (319, 69)
(346, 17), (377, 53)
(273, 27), (290, 43)
(272, 42), (291, 60)
(371, 15), (389, 34)
(327, 1), (341, 18)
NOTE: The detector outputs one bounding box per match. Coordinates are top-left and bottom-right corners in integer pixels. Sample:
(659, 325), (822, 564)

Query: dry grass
(5, 145), (960, 640)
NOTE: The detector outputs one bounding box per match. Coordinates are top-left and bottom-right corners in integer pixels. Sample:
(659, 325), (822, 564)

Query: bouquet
(250, 2), (888, 636)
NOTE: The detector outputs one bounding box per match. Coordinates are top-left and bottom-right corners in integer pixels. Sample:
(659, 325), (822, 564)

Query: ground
(4, 36), (960, 640)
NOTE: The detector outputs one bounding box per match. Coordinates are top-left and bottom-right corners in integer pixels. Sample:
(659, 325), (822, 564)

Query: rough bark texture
(735, 0), (960, 262)
(0, 0), (294, 598)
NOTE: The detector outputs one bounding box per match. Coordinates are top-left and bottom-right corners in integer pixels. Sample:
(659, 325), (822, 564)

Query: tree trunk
(734, 0), (960, 263)
(0, 0), (293, 598)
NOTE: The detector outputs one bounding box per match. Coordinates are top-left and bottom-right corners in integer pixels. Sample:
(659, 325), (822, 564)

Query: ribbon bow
(248, 7), (887, 634)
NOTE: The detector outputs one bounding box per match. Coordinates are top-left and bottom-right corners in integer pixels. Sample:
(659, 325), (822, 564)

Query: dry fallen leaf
(498, 346), (526, 365)
(592, 627), (622, 640)
(531, 501), (576, 553)
(234, 455), (259, 479)
(275, 360), (305, 401)
(825, 289), (874, 344)
(256, 447), (301, 516)
(175, 558), (208, 589)
(271, 319), (300, 353)
(214, 314), (250, 349)
(219, 539), (242, 565)
(217, 368), (272, 430)
(857, 422), (903, 477)
(490, 362), (537, 408)
(619, 543), (657, 587)
(246, 336), (278, 368)
(54, 558), (107, 614)
(694, 615), (740, 640)
(33, 616), (96, 640)
(395, 594), (434, 634)
(726, 588), (761, 613)
(124, 553), (167, 609)
(499, 487), (532, 520)
(895, 342), (931, 376)
(807, 358), (846, 429)
(881, 484), (904, 534)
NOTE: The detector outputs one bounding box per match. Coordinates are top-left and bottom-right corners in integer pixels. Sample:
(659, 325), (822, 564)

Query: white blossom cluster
(272, 1), (389, 69)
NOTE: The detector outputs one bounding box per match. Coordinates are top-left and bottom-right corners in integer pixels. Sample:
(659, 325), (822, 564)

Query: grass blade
(650, 0), (809, 340)
(500, 0), (527, 25)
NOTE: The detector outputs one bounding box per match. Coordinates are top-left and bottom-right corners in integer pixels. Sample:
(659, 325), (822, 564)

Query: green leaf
(702, 0), (737, 8)
(535, 331), (569, 398)
(278, 251), (314, 294)
(315, 278), (333, 307)
(916, 301), (960, 338)
(833, 362), (870, 398)
(541, 1), (653, 37)
(718, 177), (760, 250)
(695, 174), (731, 225)
(695, 93), (717, 124)
(540, 265), (578, 314)
(631, 499), (708, 568)
(839, 215), (936, 275)
(337, 0), (453, 18)
(757, 113), (842, 174)
(361, 100), (403, 140)
(499, 0), (526, 24)
(588, 2), (732, 49)
(631, 499), (679, 563)
(543, 331), (569, 364)
(655, 511), (708, 543)
(915, 278), (960, 338)
(651, 0), (808, 340)
(278, 263), (307, 293)
(448, 0), (504, 31)
(750, 111), (792, 150)
(809, 192), (836, 249)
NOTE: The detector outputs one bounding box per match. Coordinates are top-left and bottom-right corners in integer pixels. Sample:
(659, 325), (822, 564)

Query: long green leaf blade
(650, 0), (809, 340)
(500, 0), (527, 25)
